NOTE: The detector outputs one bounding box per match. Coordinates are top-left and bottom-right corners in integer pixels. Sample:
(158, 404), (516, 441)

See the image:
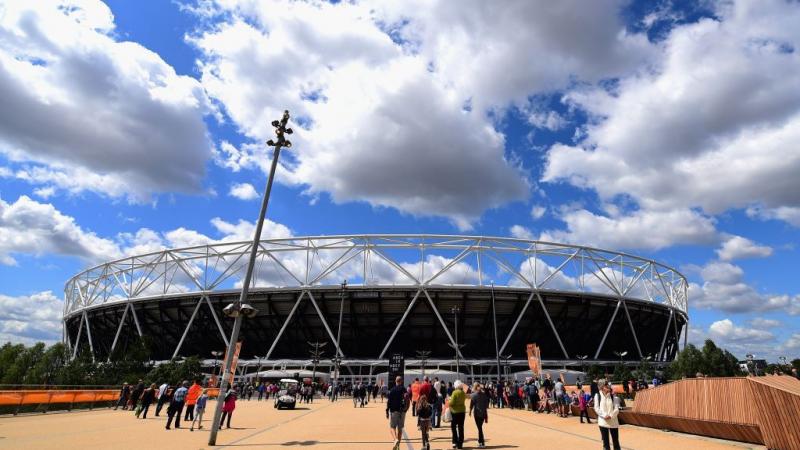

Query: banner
(526, 343), (541, 377)
(222, 341), (243, 383)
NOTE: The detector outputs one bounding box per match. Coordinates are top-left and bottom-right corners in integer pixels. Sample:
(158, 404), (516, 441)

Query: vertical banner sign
(388, 353), (405, 388)
(223, 341), (243, 382)
(526, 343), (541, 377)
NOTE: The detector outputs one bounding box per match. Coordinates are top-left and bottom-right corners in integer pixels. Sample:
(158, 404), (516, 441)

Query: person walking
(469, 382), (489, 448)
(130, 380), (145, 412)
(138, 383), (156, 419)
(155, 381), (169, 416)
(220, 389), (237, 429)
(411, 378), (421, 417)
(594, 381), (621, 450)
(579, 389), (592, 424)
(449, 380), (466, 449)
(114, 382), (130, 410)
(190, 389), (208, 431)
(386, 376), (409, 450)
(184, 380), (201, 422)
(417, 395), (433, 450)
(165, 381), (188, 430)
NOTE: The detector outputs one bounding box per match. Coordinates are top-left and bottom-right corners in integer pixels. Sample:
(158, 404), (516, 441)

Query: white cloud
(709, 319), (774, 343)
(229, 182), (259, 201)
(0, 195), (119, 265)
(716, 235), (773, 261)
(540, 208), (717, 251)
(530, 205), (547, 220)
(543, 0), (800, 227)
(750, 317), (781, 329)
(782, 333), (800, 351)
(747, 205), (800, 227)
(0, 291), (63, 344)
(510, 225), (534, 240)
(690, 261), (800, 314)
(190, 0), (659, 227)
(0, 0), (211, 201)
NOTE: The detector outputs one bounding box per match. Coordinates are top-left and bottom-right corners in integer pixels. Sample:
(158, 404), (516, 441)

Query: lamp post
(576, 354), (588, 377)
(501, 354), (512, 381)
(255, 354), (265, 381)
(208, 111), (292, 446)
(614, 350), (628, 365)
(331, 356), (342, 401)
(779, 356), (788, 373)
(746, 353), (755, 376)
(309, 341), (326, 392)
(211, 350), (223, 384)
(416, 350), (431, 377)
(333, 280), (347, 397)
(448, 305), (464, 376)
(490, 282), (501, 384)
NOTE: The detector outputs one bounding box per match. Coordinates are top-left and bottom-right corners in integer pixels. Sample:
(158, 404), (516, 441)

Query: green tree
(0, 343), (25, 382)
(667, 340), (743, 379)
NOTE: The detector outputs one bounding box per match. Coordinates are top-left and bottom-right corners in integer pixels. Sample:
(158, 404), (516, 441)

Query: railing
(64, 235), (688, 319)
(0, 387), (220, 416)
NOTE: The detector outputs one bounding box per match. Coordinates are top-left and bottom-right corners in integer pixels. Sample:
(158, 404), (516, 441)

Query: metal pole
(334, 281), (346, 398)
(208, 111), (291, 446)
(491, 282), (501, 383)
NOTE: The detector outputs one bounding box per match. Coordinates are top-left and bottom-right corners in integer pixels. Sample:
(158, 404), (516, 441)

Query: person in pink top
(219, 389), (237, 429)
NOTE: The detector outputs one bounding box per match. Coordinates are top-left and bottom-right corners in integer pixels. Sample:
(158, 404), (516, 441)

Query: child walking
(417, 395), (432, 450)
(190, 389), (208, 431)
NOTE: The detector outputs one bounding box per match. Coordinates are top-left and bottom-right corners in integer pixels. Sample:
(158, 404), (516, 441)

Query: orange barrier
(0, 390), (118, 406)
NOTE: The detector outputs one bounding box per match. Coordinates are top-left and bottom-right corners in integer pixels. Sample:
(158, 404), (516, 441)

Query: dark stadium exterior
(63, 235), (688, 374)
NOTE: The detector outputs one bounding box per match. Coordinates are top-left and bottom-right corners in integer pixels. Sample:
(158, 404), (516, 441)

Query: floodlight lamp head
(266, 139), (275, 146)
(283, 140), (292, 148)
(285, 128), (293, 134)
(271, 120), (280, 128)
(240, 303), (258, 318)
(223, 302), (238, 318)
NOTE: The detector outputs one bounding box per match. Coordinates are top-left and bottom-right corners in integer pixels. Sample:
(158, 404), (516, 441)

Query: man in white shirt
(155, 381), (170, 416)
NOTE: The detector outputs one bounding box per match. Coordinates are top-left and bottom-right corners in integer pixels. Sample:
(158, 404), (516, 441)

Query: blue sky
(0, 0), (798, 361)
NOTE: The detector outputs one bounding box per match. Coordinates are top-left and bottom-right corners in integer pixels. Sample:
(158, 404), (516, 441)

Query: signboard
(526, 343), (541, 377)
(388, 353), (404, 388)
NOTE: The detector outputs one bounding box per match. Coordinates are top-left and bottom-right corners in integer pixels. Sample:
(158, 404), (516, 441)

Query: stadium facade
(63, 235), (688, 376)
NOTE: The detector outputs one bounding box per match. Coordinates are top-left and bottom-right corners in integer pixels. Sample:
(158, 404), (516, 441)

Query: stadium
(62, 235), (688, 377)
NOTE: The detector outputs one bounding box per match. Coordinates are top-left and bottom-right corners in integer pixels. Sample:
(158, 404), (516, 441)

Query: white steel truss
(63, 235), (689, 361)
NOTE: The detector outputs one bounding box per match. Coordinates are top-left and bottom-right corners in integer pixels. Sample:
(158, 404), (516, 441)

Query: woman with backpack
(594, 381), (621, 450)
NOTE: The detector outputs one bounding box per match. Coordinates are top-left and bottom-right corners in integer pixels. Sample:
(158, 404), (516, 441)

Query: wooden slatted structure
(748, 376), (800, 450)
(627, 375), (800, 449)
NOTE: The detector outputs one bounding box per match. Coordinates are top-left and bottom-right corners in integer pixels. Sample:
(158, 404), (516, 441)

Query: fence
(0, 387), (220, 416)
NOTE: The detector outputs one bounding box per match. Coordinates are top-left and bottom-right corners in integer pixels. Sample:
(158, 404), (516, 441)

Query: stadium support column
(491, 282), (501, 383)
(209, 111), (293, 446)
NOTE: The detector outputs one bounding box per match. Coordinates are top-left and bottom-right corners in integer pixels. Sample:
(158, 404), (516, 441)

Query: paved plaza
(0, 397), (766, 450)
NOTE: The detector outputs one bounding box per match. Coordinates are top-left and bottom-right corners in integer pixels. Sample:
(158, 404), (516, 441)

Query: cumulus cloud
(709, 319), (774, 343)
(543, 0), (800, 227)
(510, 225), (535, 240)
(530, 205), (547, 220)
(690, 261), (800, 314)
(0, 291), (62, 344)
(229, 182), (259, 201)
(0, 195), (119, 265)
(716, 235), (773, 261)
(539, 208), (717, 251)
(189, 0), (658, 227)
(750, 317), (781, 329)
(0, 0), (211, 201)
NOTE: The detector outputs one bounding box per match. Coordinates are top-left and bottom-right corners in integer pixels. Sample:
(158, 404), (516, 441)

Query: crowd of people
(111, 373), (639, 449)
(114, 379), (238, 431)
(382, 374), (629, 450)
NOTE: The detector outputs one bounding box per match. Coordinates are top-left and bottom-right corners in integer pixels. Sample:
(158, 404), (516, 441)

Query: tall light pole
(333, 280), (347, 396)
(490, 282), (501, 383)
(208, 111), (292, 446)
(448, 305), (465, 376)
(309, 341), (326, 391)
(501, 354), (512, 380)
(576, 354), (588, 377)
(211, 350), (223, 384)
(416, 350), (431, 377)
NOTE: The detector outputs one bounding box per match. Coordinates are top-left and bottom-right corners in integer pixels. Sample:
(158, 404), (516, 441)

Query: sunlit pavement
(0, 397), (766, 449)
